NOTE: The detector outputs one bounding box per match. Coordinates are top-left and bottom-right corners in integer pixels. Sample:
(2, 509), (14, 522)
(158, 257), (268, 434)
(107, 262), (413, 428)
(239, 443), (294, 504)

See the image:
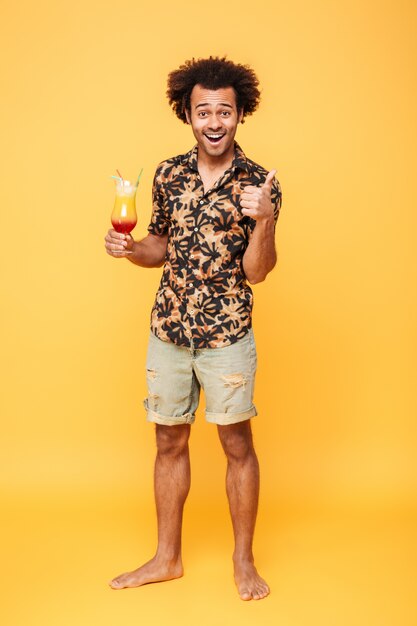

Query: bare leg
(109, 423), (191, 589)
(218, 420), (269, 601)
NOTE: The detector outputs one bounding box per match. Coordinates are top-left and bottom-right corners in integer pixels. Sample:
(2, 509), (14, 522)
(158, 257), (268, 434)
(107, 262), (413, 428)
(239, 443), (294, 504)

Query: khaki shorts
(143, 328), (257, 426)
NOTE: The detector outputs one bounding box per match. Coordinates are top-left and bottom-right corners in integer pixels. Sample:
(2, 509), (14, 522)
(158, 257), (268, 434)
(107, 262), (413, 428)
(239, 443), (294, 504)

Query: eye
(198, 111), (208, 117)
(221, 111), (231, 117)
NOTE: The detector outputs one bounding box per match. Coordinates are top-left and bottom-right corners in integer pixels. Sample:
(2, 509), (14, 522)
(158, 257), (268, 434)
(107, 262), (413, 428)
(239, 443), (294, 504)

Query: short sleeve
(147, 165), (170, 236)
(270, 177), (282, 231)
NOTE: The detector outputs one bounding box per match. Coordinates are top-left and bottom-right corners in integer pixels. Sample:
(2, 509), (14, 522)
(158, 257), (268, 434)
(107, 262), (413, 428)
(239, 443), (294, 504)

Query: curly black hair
(166, 56), (261, 124)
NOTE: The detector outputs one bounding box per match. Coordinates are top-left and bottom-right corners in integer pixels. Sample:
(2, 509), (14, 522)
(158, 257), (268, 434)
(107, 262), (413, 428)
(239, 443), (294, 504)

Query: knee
(156, 424), (190, 457)
(218, 423), (254, 462)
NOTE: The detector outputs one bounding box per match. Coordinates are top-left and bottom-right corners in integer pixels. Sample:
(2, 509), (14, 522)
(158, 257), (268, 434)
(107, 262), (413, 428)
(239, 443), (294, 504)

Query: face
(186, 85), (243, 159)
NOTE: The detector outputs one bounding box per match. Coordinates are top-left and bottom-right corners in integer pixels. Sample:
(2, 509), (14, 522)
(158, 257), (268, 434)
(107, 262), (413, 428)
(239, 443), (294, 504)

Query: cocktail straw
(110, 175), (122, 182)
(116, 169), (124, 184)
(136, 168), (143, 186)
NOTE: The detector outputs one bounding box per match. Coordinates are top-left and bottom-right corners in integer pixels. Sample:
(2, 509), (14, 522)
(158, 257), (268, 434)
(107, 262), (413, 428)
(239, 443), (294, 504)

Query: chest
(199, 168), (225, 195)
(167, 171), (250, 223)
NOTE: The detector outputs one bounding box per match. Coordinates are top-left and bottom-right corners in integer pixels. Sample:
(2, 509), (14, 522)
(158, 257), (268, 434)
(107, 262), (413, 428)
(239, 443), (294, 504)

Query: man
(104, 57), (282, 601)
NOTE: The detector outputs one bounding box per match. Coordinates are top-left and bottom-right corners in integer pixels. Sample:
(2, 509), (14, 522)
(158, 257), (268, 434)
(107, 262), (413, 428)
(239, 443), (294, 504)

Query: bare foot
(108, 556), (183, 590)
(233, 558), (270, 601)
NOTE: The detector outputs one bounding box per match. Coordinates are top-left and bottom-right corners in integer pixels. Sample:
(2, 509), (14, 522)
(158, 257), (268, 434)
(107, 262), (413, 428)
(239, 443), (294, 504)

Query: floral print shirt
(147, 142), (282, 349)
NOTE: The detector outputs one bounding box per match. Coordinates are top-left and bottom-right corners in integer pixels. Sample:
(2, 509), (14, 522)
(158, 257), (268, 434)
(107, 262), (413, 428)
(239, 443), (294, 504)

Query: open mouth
(204, 133), (225, 145)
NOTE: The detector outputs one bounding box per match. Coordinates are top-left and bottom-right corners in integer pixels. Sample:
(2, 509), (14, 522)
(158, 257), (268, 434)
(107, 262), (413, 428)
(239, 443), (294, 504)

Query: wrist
(255, 214), (274, 229)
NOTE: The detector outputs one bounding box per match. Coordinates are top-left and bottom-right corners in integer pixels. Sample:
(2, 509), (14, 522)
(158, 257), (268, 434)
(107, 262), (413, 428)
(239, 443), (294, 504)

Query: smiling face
(186, 85), (243, 162)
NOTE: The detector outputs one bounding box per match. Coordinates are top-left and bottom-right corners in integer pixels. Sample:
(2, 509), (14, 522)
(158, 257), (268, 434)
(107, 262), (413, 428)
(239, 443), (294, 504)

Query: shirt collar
(182, 141), (250, 174)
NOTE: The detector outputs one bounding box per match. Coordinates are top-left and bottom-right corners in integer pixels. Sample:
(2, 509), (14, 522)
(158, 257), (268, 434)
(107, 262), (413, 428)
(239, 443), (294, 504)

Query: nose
(207, 114), (222, 131)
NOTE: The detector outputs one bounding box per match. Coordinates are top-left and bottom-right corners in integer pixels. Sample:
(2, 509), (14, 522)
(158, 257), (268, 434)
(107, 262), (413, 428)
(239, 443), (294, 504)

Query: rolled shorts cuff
(205, 404), (257, 426)
(143, 399), (196, 426)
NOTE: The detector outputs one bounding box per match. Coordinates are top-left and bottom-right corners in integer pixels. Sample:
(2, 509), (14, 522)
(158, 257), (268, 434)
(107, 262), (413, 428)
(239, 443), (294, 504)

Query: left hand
(240, 169), (276, 222)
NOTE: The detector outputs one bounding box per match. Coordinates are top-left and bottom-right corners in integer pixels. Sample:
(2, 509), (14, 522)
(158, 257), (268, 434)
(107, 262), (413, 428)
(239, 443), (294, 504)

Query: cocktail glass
(111, 180), (138, 254)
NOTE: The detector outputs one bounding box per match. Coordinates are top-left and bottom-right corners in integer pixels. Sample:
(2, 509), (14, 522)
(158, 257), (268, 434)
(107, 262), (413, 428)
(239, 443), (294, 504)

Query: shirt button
(189, 283), (193, 287)
(194, 227), (198, 231)
(190, 254), (194, 259)
(199, 200), (204, 205)
(190, 310), (195, 315)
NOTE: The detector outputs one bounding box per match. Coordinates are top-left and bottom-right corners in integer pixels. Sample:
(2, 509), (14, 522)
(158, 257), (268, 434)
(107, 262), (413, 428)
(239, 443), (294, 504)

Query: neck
(197, 143), (235, 172)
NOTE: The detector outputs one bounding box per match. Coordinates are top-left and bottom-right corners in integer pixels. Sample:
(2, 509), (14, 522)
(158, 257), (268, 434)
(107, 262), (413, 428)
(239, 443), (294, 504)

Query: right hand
(104, 229), (134, 258)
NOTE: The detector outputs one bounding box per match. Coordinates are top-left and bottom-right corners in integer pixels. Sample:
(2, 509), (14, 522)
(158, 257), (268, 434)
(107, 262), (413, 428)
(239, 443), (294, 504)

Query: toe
(239, 588), (252, 601)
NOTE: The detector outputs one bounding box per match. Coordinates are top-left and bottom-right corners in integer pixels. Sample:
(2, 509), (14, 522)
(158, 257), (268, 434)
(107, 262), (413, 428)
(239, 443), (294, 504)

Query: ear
(238, 108), (244, 124)
(185, 108), (191, 125)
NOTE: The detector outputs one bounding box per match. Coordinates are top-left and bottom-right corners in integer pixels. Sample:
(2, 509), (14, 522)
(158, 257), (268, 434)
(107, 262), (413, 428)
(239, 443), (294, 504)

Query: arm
(240, 170), (281, 284)
(126, 232), (168, 267)
(242, 217), (276, 284)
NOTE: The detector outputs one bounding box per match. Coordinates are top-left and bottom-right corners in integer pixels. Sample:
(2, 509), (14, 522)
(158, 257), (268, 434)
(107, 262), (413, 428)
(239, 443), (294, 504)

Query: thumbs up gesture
(240, 170), (276, 223)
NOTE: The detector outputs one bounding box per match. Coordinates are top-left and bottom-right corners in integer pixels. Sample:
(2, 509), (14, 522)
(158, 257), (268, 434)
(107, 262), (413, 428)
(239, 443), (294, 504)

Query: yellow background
(1, 0), (416, 624)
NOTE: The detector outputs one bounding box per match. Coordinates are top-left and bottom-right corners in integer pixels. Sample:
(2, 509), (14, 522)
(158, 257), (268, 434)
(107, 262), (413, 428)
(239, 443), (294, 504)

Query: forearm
(242, 217), (277, 284)
(127, 233), (167, 268)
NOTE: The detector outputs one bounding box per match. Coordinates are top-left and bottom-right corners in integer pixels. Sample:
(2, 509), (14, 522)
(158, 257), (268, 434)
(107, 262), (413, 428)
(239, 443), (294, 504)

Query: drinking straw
(136, 168), (144, 186)
(110, 175), (122, 182)
(116, 169), (124, 183)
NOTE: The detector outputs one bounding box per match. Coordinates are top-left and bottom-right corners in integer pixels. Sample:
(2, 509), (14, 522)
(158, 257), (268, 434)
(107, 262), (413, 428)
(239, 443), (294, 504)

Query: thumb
(263, 169), (277, 190)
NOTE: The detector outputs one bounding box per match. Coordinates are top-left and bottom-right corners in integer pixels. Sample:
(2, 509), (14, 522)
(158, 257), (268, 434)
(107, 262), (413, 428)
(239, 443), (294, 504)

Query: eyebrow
(195, 102), (234, 109)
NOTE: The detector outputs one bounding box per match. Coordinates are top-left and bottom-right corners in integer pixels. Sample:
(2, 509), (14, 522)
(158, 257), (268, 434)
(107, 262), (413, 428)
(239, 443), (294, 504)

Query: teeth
(206, 134), (224, 139)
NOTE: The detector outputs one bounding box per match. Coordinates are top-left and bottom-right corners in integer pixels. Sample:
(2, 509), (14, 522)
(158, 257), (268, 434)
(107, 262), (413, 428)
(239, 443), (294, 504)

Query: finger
(240, 199), (258, 210)
(106, 248), (126, 257)
(109, 229), (126, 240)
(242, 185), (259, 193)
(240, 192), (260, 202)
(107, 240), (126, 252)
(106, 241), (127, 251)
(262, 169), (277, 189)
(241, 207), (257, 218)
(106, 233), (127, 246)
